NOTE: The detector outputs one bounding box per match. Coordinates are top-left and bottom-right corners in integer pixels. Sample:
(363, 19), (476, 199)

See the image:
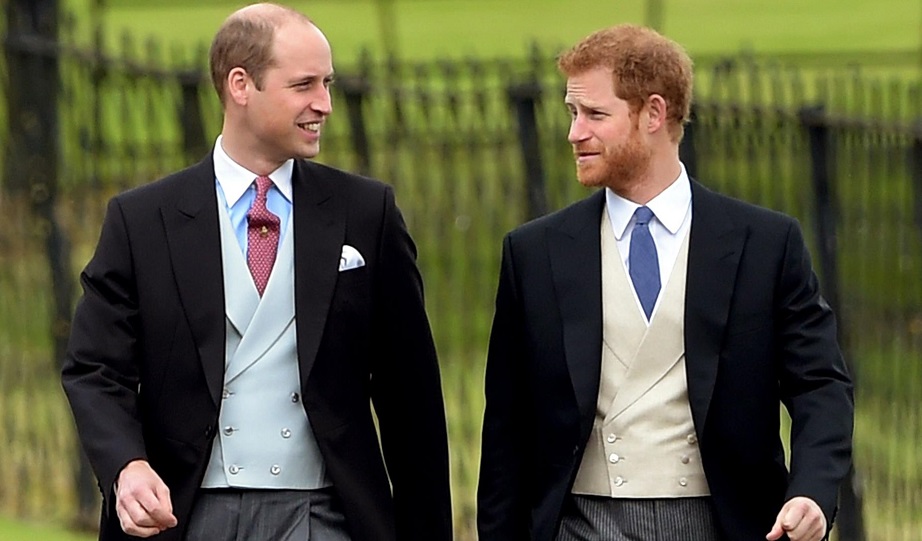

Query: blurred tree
(645, 0), (665, 31)
(375, 0), (400, 59)
(5, 0), (100, 530)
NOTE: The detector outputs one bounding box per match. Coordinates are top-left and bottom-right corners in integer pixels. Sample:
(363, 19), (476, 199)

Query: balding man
(62, 4), (452, 540)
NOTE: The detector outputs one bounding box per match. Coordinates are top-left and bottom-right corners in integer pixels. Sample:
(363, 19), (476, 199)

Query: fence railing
(1, 3), (920, 540)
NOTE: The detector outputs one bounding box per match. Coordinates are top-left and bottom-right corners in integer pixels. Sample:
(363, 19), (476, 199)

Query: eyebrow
(287, 72), (335, 86)
(564, 98), (604, 110)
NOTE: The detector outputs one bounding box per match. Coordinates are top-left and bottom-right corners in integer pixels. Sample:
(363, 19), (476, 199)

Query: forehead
(564, 67), (618, 106)
(269, 21), (333, 73)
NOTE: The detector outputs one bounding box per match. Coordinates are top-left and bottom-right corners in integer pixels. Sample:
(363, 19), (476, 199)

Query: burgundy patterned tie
(247, 176), (280, 296)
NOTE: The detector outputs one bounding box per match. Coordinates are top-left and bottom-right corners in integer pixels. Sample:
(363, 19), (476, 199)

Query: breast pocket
(335, 266), (369, 293)
(323, 268), (374, 364)
(331, 267), (372, 318)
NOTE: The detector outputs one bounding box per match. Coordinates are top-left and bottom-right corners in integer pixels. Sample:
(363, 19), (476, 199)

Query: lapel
(548, 190), (606, 427)
(224, 217), (297, 382)
(291, 160), (345, 392)
(595, 208), (643, 416)
(162, 156), (226, 407)
(606, 235), (689, 421)
(217, 198), (259, 337)
(684, 180), (746, 440)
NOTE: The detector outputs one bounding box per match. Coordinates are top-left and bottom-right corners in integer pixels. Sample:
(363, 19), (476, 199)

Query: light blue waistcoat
(200, 200), (330, 489)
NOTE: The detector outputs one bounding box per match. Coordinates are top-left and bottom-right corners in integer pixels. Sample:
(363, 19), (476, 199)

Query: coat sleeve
(477, 234), (532, 541)
(61, 197), (148, 509)
(775, 219), (854, 525)
(369, 186), (453, 540)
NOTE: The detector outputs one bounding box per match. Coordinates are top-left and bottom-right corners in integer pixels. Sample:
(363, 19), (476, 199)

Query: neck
(615, 151), (681, 205)
(220, 120), (285, 176)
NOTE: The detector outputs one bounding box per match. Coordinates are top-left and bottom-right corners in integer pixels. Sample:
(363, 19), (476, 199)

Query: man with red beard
(477, 24), (853, 541)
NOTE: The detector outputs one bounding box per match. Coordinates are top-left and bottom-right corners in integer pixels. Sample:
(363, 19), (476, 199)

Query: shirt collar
(605, 163), (692, 239)
(213, 135), (294, 206)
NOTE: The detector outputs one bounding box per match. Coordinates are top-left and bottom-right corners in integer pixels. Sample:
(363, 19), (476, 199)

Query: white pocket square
(339, 245), (366, 272)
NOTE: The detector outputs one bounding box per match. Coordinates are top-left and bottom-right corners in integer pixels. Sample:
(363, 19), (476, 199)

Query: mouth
(574, 151), (600, 164)
(297, 121), (322, 134)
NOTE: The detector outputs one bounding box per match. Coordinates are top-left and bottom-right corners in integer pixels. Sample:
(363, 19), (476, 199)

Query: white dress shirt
(213, 135), (294, 255)
(605, 163), (693, 321)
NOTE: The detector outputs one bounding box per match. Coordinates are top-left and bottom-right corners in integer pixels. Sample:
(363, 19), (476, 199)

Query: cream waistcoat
(571, 210), (708, 498)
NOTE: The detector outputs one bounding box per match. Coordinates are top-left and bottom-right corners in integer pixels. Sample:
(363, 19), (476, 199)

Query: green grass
(61, 0), (922, 65)
(0, 516), (95, 541)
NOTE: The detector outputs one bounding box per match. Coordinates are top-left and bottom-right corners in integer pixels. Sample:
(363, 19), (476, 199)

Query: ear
(226, 67), (251, 107)
(645, 94), (668, 134)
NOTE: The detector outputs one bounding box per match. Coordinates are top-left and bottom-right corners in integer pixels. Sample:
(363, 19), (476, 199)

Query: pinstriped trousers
(556, 495), (723, 541)
(183, 487), (351, 541)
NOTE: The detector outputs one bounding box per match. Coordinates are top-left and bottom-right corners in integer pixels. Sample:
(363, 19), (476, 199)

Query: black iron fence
(1, 2), (920, 540)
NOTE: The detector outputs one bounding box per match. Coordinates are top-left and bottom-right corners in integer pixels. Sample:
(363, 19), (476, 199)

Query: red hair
(558, 24), (693, 141)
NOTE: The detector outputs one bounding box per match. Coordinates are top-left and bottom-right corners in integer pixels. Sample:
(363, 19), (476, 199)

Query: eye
(323, 77), (335, 88)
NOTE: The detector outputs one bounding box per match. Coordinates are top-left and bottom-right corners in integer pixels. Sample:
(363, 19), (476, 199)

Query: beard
(575, 128), (652, 190)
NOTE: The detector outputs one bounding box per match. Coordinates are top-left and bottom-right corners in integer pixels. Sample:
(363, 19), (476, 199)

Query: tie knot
(254, 176), (272, 199)
(634, 206), (654, 226)
(248, 175), (279, 227)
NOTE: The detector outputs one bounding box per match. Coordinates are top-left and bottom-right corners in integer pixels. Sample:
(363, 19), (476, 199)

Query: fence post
(178, 68), (208, 163)
(5, 0), (98, 529)
(508, 81), (548, 220)
(799, 105), (866, 541)
(4, 0), (58, 195)
(339, 74), (372, 176)
(912, 120), (922, 234)
(679, 103), (698, 179)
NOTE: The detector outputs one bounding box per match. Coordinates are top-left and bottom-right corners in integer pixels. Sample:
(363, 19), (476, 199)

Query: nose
(568, 115), (589, 144)
(312, 86), (333, 115)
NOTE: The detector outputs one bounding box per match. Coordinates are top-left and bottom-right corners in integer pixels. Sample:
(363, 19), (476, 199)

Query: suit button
(291, 393), (300, 403)
(204, 425), (215, 438)
(607, 433), (617, 443)
(687, 434), (698, 445)
(228, 465), (240, 475)
(270, 465), (281, 475)
(613, 476), (624, 487)
(222, 388), (233, 399)
(223, 426), (235, 436)
(681, 455), (690, 464)
(281, 428), (291, 439)
(608, 453), (621, 464)
(679, 477), (688, 487)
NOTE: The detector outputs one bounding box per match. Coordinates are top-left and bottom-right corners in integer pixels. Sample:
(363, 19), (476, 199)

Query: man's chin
(295, 144), (321, 160)
(575, 171), (604, 188)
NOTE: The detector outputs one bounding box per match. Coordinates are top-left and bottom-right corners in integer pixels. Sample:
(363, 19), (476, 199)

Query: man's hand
(115, 460), (178, 537)
(766, 496), (827, 541)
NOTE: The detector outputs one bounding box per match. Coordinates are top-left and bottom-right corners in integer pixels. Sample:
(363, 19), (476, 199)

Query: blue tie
(629, 206), (661, 321)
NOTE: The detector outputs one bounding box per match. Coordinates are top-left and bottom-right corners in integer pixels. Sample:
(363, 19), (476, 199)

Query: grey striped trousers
(556, 495), (723, 541)
(183, 487), (351, 541)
